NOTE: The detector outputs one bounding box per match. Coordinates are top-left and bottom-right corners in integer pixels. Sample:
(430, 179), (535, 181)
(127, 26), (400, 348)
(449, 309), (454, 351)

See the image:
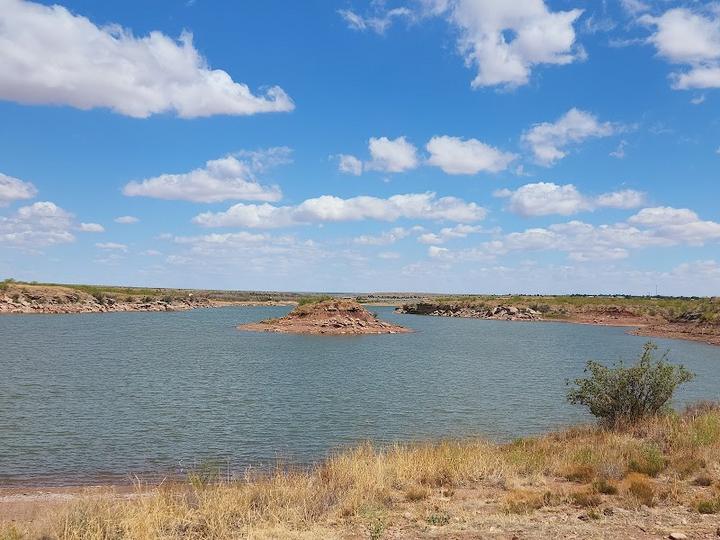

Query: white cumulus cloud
(123, 148), (288, 203)
(418, 224), (486, 244)
(193, 192), (487, 228)
(426, 135), (517, 174)
(366, 137), (420, 173)
(0, 173), (37, 206)
(431, 0), (584, 88)
(496, 182), (646, 217)
(337, 154), (364, 176)
(0, 0), (294, 118)
(640, 7), (720, 90)
(0, 201), (75, 247)
(522, 108), (618, 166)
(79, 222), (104, 233)
(353, 227), (412, 246)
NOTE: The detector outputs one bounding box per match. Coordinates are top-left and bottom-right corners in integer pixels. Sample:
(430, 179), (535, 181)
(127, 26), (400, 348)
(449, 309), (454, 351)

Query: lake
(1, 306), (718, 486)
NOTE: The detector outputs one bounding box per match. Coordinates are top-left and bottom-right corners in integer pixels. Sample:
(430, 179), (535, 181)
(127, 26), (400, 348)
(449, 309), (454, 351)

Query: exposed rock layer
(239, 299), (411, 335)
(0, 284), (213, 314)
(397, 302), (541, 321)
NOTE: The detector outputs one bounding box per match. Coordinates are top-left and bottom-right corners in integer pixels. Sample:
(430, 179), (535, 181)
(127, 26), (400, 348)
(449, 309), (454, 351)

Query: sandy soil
(3, 484), (718, 539)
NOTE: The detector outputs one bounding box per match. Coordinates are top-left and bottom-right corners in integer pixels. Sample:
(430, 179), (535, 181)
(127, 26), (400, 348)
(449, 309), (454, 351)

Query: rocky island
(239, 298), (411, 335)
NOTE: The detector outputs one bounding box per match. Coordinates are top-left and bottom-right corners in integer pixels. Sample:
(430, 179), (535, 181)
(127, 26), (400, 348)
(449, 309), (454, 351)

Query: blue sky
(0, 0), (719, 294)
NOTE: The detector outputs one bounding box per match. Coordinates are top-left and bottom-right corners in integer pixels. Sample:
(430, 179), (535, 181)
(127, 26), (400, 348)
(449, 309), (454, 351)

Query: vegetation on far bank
(4, 278), (719, 322)
(0, 278), (325, 305)
(385, 293), (720, 325)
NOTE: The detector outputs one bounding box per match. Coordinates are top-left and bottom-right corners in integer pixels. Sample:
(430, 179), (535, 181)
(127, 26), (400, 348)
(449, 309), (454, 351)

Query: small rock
(669, 533), (688, 540)
(578, 514), (590, 522)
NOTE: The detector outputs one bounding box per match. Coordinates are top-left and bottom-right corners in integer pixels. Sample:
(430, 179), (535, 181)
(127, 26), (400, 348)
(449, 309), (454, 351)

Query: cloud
(595, 189), (646, 209)
(522, 108), (618, 166)
(337, 154), (364, 176)
(344, 134), (514, 176)
(0, 201), (75, 247)
(79, 222), (105, 233)
(115, 216), (140, 224)
(495, 182), (646, 217)
(366, 137), (420, 173)
(0, 173), (37, 206)
(425, 136), (517, 174)
(430, 0), (584, 88)
(338, 7), (413, 34)
(610, 140), (628, 159)
(193, 192), (487, 228)
(377, 251), (401, 259)
(640, 8), (720, 90)
(628, 206), (720, 246)
(0, 0), (294, 118)
(123, 149), (288, 203)
(620, 0), (649, 16)
(418, 224), (486, 244)
(96, 242), (128, 252)
(428, 245), (450, 258)
(436, 204), (720, 264)
(164, 232), (328, 278)
(353, 227), (412, 245)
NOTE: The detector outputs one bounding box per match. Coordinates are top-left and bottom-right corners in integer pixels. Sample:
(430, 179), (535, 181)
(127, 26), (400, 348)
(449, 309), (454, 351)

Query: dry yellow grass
(2, 404), (719, 539)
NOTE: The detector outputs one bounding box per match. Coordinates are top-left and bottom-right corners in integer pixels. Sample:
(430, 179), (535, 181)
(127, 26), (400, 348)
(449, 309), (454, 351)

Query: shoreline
(3, 407), (720, 539)
(397, 301), (720, 347)
(3, 299), (718, 346)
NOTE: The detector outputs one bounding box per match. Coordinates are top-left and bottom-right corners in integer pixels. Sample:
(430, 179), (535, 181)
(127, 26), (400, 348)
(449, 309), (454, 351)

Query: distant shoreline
(397, 299), (720, 347)
(2, 281), (718, 346)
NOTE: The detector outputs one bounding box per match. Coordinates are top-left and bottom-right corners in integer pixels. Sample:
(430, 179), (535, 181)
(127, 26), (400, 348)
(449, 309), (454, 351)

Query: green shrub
(426, 510), (450, 526)
(0, 278), (15, 292)
(697, 498), (720, 514)
(628, 444), (665, 477)
(592, 478), (618, 495)
(567, 343), (694, 426)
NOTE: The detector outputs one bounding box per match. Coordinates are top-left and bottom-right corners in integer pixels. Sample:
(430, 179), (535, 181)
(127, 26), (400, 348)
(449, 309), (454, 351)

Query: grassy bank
(3, 404), (719, 539)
